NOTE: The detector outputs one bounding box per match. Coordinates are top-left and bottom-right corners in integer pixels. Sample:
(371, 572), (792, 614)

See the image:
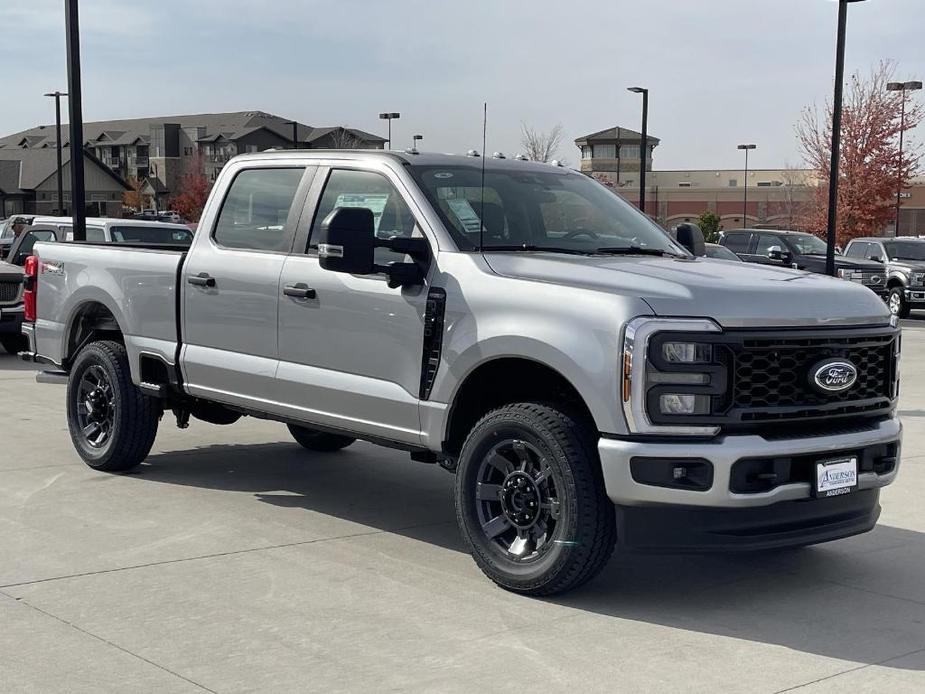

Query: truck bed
(31, 241), (186, 383)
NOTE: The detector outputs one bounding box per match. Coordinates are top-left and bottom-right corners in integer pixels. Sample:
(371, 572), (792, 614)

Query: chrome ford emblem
(810, 360), (858, 393)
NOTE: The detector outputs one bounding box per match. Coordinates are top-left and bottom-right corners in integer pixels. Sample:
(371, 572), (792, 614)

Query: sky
(1, 0), (923, 171)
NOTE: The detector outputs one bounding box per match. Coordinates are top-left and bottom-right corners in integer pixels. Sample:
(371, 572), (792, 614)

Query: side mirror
(675, 223), (705, 257)
(767, 246), (792, 263)
(869, 255), (884, 263)
(317, 207), (428, 288)
(317, 207), (377, 275)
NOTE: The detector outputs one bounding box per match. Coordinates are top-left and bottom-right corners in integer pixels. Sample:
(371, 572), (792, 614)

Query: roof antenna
(479, 102), (487, 252)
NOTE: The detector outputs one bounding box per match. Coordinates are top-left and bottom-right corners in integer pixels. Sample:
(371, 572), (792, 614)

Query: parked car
(18, 216), (194, 250)
(844, 236), (925, 317)
(156, 210), (183, 224)
(0, 215), (34, 260)
(720, 228), (887, 297)
(22, 151), (902, 596)
(0, 256), (24, 353)
(704, 243), (742, 261)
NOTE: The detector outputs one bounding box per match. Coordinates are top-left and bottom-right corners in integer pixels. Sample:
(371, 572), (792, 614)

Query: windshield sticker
(334, 193), (390, 232)
(446, 199), (482, 234)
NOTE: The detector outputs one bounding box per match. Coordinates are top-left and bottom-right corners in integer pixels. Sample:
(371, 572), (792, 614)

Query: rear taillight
(23, 255), (38, 322)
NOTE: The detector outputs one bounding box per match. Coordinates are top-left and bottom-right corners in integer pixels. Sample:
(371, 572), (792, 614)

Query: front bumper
(0, 303), (24, 334)
(905, 288), (925, 305)
(598, 418), (901, 550)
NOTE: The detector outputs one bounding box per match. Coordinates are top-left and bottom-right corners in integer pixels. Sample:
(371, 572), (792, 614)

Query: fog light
(659, 393), (710, 415)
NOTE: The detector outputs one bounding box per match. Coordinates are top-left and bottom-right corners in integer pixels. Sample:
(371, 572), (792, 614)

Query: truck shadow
(138, 440), (925, 671)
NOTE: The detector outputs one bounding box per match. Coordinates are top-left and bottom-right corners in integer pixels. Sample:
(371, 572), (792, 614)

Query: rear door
(721, 231), (753, 260)
(181, 163), (314, 407)
(274, 164), (432, 443)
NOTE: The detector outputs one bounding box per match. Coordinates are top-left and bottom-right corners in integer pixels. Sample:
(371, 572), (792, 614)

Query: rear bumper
(598, 417), (901, 550)
(0, 304), (23, 334)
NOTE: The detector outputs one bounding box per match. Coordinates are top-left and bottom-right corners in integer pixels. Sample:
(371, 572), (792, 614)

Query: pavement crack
(0, 589), (218, 693)
(0, 520), (454, 591)
(772, 645), (925, 692)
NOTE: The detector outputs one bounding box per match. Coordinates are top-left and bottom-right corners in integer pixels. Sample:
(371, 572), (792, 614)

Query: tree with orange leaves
(797, 61), (922, 245)
(169, 154), (212, 222)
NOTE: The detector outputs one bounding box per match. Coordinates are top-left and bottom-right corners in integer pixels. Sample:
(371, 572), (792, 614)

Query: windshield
(884, 241), (925, 261)
(110, 225), (194, 245)
(784, 233), (829, 255)
(409, 165), (684, 256)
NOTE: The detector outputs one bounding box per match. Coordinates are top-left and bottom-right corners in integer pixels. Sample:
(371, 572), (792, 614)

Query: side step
(35, 370), (69, 385)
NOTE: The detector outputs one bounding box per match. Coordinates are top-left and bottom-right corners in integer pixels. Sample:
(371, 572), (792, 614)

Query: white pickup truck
(21, 150), (902, 595)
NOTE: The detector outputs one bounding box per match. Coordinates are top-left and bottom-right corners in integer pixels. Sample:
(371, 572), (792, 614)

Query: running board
(35, 370), (69, 385)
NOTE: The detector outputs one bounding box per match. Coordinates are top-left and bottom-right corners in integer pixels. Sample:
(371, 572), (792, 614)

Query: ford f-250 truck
(21, 151), (902, 596)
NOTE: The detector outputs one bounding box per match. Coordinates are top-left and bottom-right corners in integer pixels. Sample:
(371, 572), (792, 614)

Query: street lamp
(64, 0), (86, 240)
(825, 0), (868, 277)
(627, 87), (649, 215)
(887, 80), (923, 235)
(412, 134), (423, 151)
(737, 144), (757, 228)
(378, 112), (400, 150)
(43, 91), (68, 215)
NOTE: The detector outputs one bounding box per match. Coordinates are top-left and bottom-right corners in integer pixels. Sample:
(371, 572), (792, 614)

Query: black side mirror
(675, 223), (705, 257)
(317, 207), (429, 288)
(317, 207), (377, 275)
(869, 255), (883, 263)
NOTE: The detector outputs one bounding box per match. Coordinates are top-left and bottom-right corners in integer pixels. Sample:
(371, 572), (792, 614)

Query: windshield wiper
(482, 244), (595, 256)
(594, 246), (680, 257)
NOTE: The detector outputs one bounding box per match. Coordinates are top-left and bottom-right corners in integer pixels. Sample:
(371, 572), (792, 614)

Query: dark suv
(844, 237), (925, 317)
(720, 229), (887, 298)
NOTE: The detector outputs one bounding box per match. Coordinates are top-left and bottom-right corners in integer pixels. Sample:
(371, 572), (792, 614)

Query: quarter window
(213, 168), (304, 252)
(723, 233), (750, 253)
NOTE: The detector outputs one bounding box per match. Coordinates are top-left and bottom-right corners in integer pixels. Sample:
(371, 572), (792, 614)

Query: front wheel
(455, 402), (616, 596)
(66, 340), (160, 472)
(888, 287), (910, 318)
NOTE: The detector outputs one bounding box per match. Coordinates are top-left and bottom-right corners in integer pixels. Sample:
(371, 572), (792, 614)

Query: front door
(182, 164), (312, 407)
(276, 166), (432, 444)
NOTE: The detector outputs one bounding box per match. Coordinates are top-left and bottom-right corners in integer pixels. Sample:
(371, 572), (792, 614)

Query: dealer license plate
(814, 456), (858, 498)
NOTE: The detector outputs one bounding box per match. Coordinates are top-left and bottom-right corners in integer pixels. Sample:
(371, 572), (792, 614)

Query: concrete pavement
(1, 326), (924, 693)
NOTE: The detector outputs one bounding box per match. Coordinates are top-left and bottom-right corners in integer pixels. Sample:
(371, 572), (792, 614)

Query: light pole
(886, 80), (922, 236)
(737, 144), (757, 228)
(378, 112), (400, 150)
(825, 0), (867, 277)
(627, 87), (649, 215)
(412, 134), (423, 151)
(44, 91), (68, 215)
(65, 0), (86, 240)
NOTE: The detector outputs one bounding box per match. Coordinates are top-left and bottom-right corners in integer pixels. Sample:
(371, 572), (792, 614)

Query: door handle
(188, 272), (216, 288)
(283, 283), (316, 299)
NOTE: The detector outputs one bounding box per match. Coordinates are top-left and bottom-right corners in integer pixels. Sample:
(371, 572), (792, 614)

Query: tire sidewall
(456, 408), (581, 590)
(889, 287), (907, 317)
(67, 343), (127, 467)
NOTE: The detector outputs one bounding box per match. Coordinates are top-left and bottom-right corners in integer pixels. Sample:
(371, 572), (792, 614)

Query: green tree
(697, 211), (722, 243)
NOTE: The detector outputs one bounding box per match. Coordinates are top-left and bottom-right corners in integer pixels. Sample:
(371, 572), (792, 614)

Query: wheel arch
(64, 300), (125, 366)
(442, 356), (597, 459)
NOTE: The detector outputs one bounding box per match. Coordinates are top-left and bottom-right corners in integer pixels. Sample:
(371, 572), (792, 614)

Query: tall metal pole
(45, 92), (67, 215)
(387, 120), (392, 150)
(639, 90), (648, 215)
(825, 0), (858, 277)
(65, 0), (86, 240)
(895, 93), (907, 235)
(743, 147), (749, 227)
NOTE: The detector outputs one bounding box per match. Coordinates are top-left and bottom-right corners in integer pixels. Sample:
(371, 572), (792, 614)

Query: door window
(844, 242), (868, 258)
(865, 244), (885, 261)
(309, 169), (419, 264)
(723, 233), (750, 253)
(756, 234), (783, 257)
(213, 168), (304, 252)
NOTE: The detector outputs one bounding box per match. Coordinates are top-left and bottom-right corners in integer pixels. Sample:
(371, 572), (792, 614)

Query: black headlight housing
(645, 333), (728, 426)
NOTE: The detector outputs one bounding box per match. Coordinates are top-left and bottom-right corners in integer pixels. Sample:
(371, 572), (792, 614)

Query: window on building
(593, 144), (616, 159)
(757, 181), (773, 187)
(728, 179), (738, 187)
(619, 145), (640, 160)
(678, 182), (692, 188)
(213, 168), (305, 252)
(308, 169), (419, 264)
(581, 145), (592, 160)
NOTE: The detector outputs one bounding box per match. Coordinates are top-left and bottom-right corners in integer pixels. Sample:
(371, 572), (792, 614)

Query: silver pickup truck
(21, 151), (902, 596)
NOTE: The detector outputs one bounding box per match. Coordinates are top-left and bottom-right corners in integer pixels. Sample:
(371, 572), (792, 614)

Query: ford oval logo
(810, 360), (858, 394)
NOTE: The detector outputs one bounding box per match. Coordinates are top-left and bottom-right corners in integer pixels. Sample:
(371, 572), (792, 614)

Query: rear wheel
(888, 287), (910, 318)
(66, 340), (160, 472)
(0, 334), (26, 354)
(287, 424), (355, 452)
(455, 402), (616, 596)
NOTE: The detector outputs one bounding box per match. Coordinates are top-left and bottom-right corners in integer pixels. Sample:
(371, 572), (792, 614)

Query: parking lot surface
(1, 322), (924, 693)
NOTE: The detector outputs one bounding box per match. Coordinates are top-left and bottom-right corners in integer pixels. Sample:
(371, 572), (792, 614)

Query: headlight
(837, 269), (862, 280)
(622, 318), (723, 437)
(913, 273), (925, 286)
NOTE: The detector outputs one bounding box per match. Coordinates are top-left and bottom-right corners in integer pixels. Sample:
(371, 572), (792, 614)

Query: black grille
(0, 279), (22, 304)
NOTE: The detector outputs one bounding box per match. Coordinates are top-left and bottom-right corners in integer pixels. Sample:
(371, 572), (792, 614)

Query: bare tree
(330, 128), (364, 150)
(520, 123), (564, 163)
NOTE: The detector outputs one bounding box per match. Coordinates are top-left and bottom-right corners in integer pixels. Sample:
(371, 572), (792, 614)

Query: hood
(888, 260), (925, 273)
(0, 261), (24, 281)
(798, 254), (882, 271)
(483, 252), (891, 329)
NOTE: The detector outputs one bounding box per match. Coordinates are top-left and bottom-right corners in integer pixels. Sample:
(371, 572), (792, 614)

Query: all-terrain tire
(287, 424), (356, 452)
(455, 402), (616, 596)
(888, 287), (911, 319)
(66, 340), (160, 472)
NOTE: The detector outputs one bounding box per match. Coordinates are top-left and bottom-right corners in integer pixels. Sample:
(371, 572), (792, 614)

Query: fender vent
(419, 287), (446, 400)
